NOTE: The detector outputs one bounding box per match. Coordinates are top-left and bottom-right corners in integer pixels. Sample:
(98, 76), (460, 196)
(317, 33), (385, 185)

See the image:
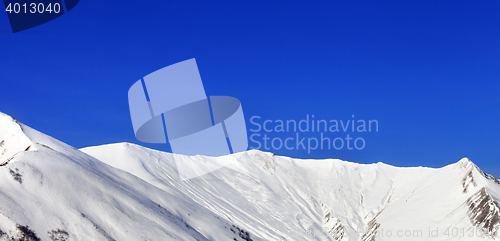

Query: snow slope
(82, 144), (500, 241)
(1, 110), (500, 241)
(0, 112), (252, 241)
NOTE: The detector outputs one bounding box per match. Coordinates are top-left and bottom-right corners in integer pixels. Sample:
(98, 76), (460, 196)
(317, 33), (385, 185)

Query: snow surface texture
(1, 111), (500, 240)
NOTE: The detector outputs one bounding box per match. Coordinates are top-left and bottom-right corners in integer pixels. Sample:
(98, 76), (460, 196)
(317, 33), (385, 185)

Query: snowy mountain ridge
(1, 111), (500, 240)
(0, 112), (251, 240)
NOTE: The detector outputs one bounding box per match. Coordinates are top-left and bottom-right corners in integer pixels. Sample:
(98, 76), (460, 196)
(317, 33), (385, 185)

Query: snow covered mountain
(0, 112), (251, 241)
(1, 111), (500, 241)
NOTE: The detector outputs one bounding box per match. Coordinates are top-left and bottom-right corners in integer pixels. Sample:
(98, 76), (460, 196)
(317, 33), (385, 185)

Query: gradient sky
(1, 0), (500, 176)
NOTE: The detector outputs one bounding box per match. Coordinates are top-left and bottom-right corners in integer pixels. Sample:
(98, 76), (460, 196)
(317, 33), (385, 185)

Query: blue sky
(1, 0), (500, 175)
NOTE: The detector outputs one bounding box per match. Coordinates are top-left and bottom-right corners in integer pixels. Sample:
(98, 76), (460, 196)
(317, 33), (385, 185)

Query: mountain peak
(0, 112), (80, 166)
(457, 157), (474, 166)
(0, 112), (33, 165)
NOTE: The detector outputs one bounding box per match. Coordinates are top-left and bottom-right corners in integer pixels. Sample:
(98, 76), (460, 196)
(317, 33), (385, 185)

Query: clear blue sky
(1, 0), (500, 176)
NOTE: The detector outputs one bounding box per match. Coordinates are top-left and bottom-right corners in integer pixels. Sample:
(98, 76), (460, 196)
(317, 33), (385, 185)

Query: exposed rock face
(467, 187), (500, 237)
(361, 218), (380, 241)
(459, 158), (479, 193)
(320, 201), (344, 240)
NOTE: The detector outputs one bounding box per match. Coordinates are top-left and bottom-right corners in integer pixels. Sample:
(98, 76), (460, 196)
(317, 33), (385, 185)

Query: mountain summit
(1, 111), (500, 240)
